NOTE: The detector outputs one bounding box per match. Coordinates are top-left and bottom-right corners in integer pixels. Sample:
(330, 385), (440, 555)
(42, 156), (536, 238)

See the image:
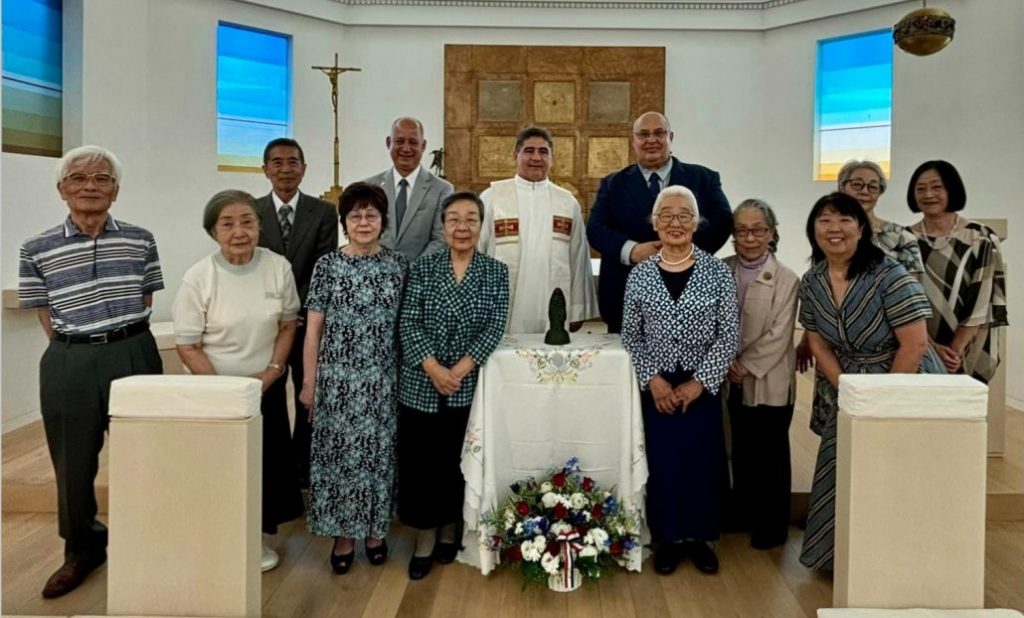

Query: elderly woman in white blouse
(622, 185), (739, 577)
(722, 199), (799, 550)
(172, 190), (304, 573)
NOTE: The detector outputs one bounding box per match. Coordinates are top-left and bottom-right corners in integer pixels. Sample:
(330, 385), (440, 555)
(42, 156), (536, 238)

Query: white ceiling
(238, 0), (912, 30)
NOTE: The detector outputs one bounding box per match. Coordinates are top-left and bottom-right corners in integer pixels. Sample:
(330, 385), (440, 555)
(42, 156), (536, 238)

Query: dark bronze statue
(429, 147), (445, 179)
(545, 288), (570, 345)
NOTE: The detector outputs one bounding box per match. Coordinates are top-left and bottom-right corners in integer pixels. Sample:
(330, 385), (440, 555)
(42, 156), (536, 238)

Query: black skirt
(397, 399), (471, 530)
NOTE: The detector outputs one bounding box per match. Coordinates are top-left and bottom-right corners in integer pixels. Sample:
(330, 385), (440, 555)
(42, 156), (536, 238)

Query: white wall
(760, 0), (1024, 406)
(2, 0), (1022, 429)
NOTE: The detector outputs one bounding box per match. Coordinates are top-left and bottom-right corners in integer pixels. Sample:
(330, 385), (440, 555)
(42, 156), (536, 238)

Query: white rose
(579, 545), (599, 559)
(541, 492), (561, 508)
(550, 521), (572, 536)
(541, 553), (562, 574)
(540, 481), (553, 493)
(586, 528), (609, 547)
(569, 493), (588, 510)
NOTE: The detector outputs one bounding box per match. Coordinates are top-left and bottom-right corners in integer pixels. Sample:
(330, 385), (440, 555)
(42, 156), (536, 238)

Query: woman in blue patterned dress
(798, 192), (944, 572)
(621, 185), (739, 576)
(397, 191), (509, 580)
(300, 183), (407, 574)
(800, 160), (926, 436)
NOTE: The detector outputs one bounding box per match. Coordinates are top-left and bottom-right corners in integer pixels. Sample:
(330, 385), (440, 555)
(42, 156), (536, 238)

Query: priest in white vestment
(479, 126), (598, 334)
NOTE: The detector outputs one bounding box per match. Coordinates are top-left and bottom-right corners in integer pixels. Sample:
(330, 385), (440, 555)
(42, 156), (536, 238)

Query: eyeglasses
(656, 212), (695, 224)
(444, 218), (481, 229)
(734, 227), (770, 239)
(346, 212), (381, 223)
(844, 179), (882, 195)
(633, 129), (670, 141)
(62, 172), (116, 189)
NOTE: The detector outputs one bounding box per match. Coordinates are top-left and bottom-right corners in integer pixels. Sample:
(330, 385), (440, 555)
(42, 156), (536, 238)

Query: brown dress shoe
(41, 553), (106, 599)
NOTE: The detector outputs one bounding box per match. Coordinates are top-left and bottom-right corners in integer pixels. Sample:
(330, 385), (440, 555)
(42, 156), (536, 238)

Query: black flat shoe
(684, 541), (719, 574)
(653, 542), (681, 575)
(366, 540), (389, 566)
(433, 540), (460, 565)
(408, 554), (434, 580)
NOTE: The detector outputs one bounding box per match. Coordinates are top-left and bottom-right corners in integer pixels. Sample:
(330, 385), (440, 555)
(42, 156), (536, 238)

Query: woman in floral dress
(300, 183), (407, 574)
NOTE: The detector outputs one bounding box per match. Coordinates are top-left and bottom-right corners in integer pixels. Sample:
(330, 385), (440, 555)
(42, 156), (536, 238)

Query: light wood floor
(3, 512), (1024, 617)
(3, 369), (1023, 616)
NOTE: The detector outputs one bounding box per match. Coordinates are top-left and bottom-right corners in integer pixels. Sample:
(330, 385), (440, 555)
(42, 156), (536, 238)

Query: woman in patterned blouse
(621, 185), (739, 576)
(397, 191), (509, 581)
(907, 160), (1008, 383)
(798, 192), (944, 573)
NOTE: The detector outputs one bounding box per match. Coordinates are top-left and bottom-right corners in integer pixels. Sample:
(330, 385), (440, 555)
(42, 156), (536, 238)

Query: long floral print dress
(306, 248), (407, 539)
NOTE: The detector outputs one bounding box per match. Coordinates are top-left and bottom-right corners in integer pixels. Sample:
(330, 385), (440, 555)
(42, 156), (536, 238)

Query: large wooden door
(444, 45), (665, 217)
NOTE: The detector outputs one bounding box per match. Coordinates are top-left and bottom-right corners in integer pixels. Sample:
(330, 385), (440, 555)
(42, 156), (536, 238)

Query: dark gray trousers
(39, 329), (162, 562)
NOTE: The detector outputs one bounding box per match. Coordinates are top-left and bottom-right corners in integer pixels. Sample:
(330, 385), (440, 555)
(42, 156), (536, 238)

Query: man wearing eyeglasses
(587, 111), (733, 333)
(478, 126), (598, 334)
(19, 145), (165, 599)
(256, 137), (338, 489)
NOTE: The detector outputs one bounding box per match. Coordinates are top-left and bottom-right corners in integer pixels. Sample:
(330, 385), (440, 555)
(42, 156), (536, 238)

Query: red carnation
(609, 541), (623, 556)
(547, 541), (560, 556)
(581, 477), (595, 491)
(552, 472), (566, 488)
(506, 545), (523, 562)
(591, 504), (604, 519)
(553, 504), (568, 520)
(516, 501), (531, 516)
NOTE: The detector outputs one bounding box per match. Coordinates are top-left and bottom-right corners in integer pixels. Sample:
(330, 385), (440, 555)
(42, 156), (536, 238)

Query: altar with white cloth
(458, 333), (649, 574)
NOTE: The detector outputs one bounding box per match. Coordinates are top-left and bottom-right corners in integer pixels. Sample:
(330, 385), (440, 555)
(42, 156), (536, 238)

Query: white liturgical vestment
(479, 176), (598, 334)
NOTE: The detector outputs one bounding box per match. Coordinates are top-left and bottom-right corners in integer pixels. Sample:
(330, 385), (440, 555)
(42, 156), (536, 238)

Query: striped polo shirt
(19, 216), (164, 335)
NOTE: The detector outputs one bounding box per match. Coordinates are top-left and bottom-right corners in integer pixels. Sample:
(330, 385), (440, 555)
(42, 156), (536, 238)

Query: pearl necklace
(659, 245), (694, 266)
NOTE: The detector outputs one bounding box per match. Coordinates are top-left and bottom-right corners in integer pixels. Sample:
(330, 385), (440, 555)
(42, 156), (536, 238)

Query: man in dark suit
(364, 117), (452, 260)
(256, 137), (338, 487)
(587, 112), (732, 332)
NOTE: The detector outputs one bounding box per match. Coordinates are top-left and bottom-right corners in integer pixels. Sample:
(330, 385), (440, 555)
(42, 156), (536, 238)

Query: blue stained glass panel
(216, 22), (291, 170)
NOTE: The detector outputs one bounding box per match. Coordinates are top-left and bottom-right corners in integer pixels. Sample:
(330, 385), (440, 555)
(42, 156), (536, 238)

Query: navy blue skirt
(641, 367), (728, 542)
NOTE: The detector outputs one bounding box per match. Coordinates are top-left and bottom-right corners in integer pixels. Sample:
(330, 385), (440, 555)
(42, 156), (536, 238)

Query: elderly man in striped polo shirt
(19, 145), (165, 599)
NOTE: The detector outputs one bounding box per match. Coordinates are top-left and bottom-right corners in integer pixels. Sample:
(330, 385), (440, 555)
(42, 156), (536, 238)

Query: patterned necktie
(395, 179), (409, 234)
(278, 204), (293, 249)
(648, 172), (661, 197)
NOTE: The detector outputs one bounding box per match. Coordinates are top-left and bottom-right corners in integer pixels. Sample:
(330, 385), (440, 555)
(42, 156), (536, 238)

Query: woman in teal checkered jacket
(397, 191), (509, 581)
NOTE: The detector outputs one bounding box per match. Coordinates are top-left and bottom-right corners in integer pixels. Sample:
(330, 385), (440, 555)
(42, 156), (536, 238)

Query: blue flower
(604, 496), (619, 513)
(564, 457), (581, 473)
(510, 482), (521, 494)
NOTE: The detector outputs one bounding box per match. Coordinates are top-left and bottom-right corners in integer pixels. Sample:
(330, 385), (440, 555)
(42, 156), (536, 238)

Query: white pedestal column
(106, 375), (262, 618)
(833, 374), (988, 610)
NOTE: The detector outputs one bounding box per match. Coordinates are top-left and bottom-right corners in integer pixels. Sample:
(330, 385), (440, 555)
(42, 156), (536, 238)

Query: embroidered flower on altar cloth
(515, 344), (605, 384)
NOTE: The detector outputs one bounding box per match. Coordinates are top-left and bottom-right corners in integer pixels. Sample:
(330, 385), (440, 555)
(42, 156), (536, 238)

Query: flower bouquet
(480, 457), (640, 591)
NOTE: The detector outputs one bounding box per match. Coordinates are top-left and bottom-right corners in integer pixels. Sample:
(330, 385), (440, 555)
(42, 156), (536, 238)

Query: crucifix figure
(312, 53), (361, 203)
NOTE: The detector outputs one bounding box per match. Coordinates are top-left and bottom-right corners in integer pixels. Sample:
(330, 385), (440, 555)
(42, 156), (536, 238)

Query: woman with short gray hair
(621, 185), (739, 575)
(722, 198), (799, 550)
(172, 189), (303, 573)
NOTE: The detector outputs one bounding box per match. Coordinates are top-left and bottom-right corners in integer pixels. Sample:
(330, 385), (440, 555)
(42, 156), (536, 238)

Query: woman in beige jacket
(722, 199), (799, 550)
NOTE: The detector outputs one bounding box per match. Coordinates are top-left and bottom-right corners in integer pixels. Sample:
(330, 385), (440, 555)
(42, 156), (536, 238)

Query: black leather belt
(52, 321), (150, 345)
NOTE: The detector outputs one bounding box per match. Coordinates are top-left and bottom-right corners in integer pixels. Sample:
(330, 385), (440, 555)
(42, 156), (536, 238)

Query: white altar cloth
(459, 333), (648, 574)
